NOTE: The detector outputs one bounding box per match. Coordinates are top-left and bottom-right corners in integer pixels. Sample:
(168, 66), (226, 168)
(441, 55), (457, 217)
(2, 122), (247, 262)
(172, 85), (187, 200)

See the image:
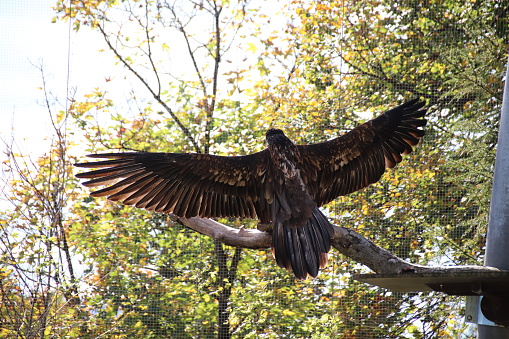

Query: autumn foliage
(1, 0), (507, 338)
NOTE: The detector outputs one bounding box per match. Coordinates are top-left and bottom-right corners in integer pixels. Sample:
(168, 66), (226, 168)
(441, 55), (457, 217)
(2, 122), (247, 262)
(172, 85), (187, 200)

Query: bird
(75, 99), (427, 279)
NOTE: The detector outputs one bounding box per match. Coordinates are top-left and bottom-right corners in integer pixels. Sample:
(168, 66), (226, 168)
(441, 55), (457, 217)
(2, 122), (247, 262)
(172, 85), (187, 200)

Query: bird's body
(75, 99), (427, 279)
(265, 129), (334, 278)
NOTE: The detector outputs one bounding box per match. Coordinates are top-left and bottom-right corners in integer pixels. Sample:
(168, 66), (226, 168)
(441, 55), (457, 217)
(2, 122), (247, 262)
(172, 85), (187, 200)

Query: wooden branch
(171, 215), (271, 249)
(172, 215), (503, 275)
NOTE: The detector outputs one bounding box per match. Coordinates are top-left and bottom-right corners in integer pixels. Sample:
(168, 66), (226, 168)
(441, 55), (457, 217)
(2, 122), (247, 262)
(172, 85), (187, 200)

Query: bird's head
(266, 128), (284, 138)
(266, 128), (284, 144)
(265, 128), (293, 148)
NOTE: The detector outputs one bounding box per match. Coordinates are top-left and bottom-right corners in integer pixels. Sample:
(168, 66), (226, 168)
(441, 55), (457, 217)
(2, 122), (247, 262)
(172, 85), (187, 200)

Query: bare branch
(97, 23), (201, 152)
(173, 216), (271, 249)
(172, 215), (499, 275)
(127, 0), (162, 97)
(168, 5), (208, 95)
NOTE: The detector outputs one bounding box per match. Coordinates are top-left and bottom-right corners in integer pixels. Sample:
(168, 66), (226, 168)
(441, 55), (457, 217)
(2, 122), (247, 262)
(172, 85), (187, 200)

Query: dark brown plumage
(75, 99), (427, 279)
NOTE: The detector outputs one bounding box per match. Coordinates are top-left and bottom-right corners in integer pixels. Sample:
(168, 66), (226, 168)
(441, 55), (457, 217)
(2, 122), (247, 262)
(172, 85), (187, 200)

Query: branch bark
(171, 215), (502, 275)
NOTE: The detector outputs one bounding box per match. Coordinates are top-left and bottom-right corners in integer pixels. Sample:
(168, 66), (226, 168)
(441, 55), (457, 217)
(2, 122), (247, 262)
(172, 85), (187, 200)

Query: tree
(0, 0), (499, 338)
(280, 0), (508, 336)
(56, 1), (332, 337)
(289, 0), (507, 264)
(0, 66), (85, 338)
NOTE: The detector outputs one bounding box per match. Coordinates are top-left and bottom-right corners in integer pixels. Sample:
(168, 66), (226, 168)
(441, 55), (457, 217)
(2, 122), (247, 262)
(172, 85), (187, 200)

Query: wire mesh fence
(1, 0), (508, 338)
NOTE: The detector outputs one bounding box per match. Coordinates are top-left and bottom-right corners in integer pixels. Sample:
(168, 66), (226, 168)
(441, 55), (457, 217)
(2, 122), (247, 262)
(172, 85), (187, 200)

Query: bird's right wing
(297, 99), (427, 206)
(75, 151), (273, 222)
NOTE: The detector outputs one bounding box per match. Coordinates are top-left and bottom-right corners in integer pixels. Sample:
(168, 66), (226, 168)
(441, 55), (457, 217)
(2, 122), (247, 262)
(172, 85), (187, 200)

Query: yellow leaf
(282, 309), (295, 316)
(247, 42), (258, 53)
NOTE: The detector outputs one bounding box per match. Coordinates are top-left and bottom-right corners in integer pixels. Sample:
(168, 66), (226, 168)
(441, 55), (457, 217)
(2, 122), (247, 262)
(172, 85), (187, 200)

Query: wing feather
(75, 151), (271, 220)
(298, 99), (427, 206)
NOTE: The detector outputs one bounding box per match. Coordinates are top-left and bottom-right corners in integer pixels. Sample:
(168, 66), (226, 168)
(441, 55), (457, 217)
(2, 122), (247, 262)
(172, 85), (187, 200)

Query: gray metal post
(478, 54), (509, 337)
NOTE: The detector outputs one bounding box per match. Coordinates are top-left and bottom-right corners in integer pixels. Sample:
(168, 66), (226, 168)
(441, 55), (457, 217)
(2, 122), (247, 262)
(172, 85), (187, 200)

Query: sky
(0, 0), (267, 158)
(0, 0), (113, 157)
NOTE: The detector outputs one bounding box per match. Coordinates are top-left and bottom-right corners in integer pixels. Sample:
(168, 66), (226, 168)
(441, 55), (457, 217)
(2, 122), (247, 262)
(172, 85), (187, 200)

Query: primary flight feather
(75, 99), (427, 279)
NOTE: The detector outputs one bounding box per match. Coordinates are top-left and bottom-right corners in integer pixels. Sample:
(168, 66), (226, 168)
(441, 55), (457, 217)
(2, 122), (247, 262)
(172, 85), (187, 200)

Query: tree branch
(171, 215), (502, 275)
(97, 24), (201, 153)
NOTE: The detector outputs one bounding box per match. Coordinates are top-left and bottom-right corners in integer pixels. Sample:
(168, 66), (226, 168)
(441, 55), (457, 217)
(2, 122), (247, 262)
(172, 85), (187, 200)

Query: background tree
(56, 0), (337, 337)
(1, 0), (507, 338)
(0, 66), (84, 338)
(278, 0), (508, 336)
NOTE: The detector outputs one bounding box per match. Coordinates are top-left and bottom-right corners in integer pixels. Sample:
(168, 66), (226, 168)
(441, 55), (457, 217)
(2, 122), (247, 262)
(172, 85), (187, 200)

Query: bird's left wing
(297, 99), (427, 207)
(75, 151), (272, 221)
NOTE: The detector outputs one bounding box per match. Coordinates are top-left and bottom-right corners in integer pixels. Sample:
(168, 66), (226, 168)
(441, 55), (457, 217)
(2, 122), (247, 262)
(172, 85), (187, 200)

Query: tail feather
(272, 207), (334, 279)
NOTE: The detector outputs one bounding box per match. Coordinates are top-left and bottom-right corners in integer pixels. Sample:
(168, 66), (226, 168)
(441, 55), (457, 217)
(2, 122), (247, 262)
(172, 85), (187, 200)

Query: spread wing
(75, 151), (273, 222)
(297, 99), (427, 206)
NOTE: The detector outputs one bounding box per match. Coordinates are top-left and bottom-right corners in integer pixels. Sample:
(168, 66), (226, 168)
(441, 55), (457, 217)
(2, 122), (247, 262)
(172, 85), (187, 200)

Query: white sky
(0, 0), (114, 157)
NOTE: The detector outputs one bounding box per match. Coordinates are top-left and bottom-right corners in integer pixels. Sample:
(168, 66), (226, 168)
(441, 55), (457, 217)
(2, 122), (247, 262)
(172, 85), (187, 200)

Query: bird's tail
(272, 207), (335, 279)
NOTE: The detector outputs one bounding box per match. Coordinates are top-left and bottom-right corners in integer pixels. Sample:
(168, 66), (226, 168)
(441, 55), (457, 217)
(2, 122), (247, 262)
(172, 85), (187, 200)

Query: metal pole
(478, 54), (509, 337)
